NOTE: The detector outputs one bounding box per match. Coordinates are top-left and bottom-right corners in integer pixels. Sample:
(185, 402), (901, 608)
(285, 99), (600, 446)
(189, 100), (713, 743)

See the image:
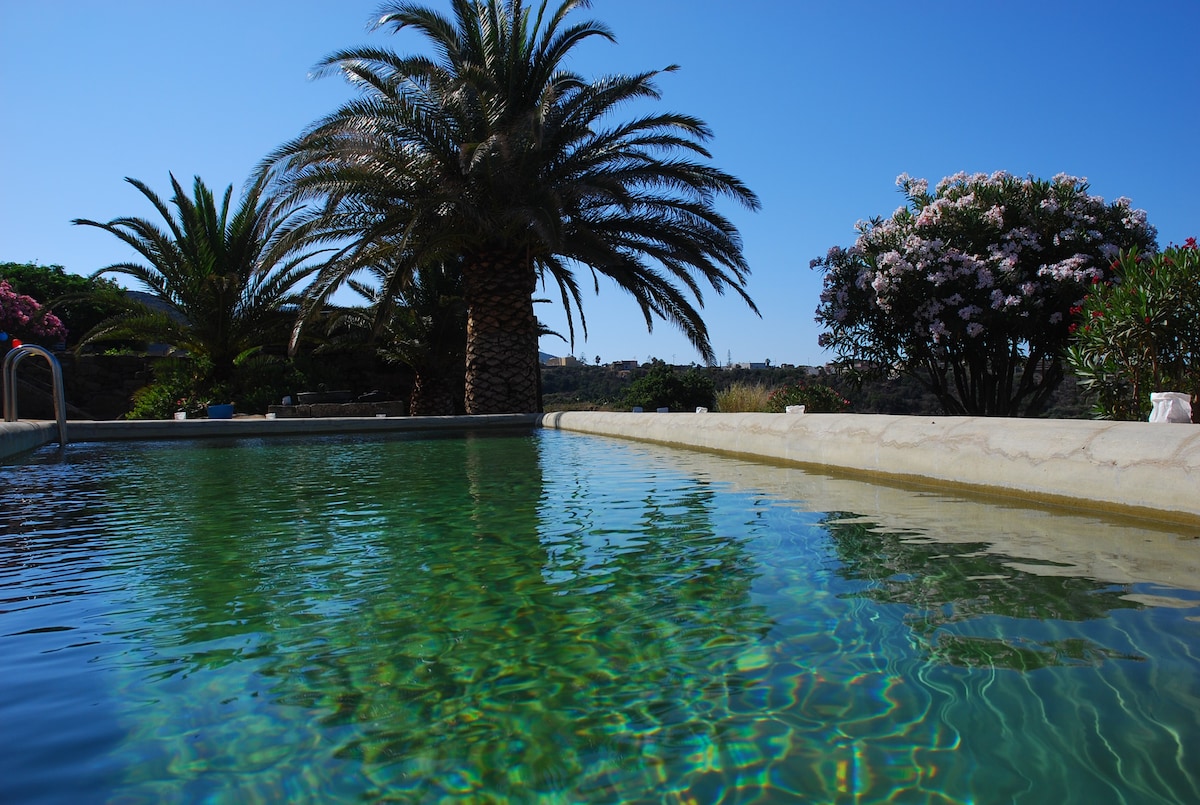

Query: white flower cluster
(895, 172), (929, 198)
(1035, 253), (1098, 283)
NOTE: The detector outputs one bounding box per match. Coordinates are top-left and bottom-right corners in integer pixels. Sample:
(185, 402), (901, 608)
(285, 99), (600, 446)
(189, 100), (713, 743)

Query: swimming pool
(2, 430), (1198, 803)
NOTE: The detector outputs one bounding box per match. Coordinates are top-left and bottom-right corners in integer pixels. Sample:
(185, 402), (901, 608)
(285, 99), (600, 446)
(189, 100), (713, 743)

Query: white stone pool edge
(2, 412), (1198, 527)
(543, 412), (1199, 528)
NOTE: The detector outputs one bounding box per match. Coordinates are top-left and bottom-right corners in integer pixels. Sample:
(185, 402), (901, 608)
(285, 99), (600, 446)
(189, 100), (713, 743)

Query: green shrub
(0, 262), (126, 347)
(1066, 240), (1200, 420)
(125, 354), (303, 418)
(621, 362), (715, 412)
(230, 354), (303, 414)
(716, 382), (771, 412)
(766, 382), (850, 413)
(126, 359), (205, 419)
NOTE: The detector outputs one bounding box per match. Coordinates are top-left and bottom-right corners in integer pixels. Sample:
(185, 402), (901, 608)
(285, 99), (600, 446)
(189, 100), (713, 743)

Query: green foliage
(1, 262), (86, 299)
(813, 172), (1157, 416)
(126, 359), (205, 419)
(621, 361), (715, 412)
(542, 364), (630, 411)
(821, 367), (1090, 418)
(126, 383), (191, 420)
(72, 173), (327, 389)
(538, 363), (1094, 417)
(126, 353), (310, 419)
(231, 353), (305, 414)
(320, 262), (467, 415)
(766, 382), (850, 413)
(0, 262), (126, 346)
(1066, 240), (1200, 420)
(715, 382), (771, 412)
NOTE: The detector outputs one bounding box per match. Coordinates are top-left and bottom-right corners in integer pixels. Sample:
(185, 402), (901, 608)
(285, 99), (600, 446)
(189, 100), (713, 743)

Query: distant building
(545, 356), (581, 367)
(610, 360), (639, 371)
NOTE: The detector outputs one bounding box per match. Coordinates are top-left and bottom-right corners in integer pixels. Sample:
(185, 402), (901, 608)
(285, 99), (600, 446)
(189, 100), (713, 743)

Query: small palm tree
(323, 260), (468, 416)
(73, 173), (327, 388)
(268, 0), (759, 414)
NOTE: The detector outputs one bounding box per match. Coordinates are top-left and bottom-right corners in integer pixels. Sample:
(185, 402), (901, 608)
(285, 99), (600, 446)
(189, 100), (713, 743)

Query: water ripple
(0, 432), (1197, 803)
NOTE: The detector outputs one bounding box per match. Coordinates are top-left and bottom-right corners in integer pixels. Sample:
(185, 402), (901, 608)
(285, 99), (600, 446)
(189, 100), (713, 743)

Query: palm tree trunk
(409, 368), (460, 416)
(462, 251), (540, 414)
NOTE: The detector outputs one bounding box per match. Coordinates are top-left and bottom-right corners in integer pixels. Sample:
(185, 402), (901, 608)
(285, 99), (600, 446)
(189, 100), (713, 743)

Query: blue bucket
(206, 403), (235, 420)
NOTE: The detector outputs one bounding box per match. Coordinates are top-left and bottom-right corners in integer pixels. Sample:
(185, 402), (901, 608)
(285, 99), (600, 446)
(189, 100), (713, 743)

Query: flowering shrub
(812, 172), (1157, 416)
(0, 279), (68, 345)
(1066, 239), (1200, 421)
(1, 263), (127, 347)
(766, 383), (850, 413)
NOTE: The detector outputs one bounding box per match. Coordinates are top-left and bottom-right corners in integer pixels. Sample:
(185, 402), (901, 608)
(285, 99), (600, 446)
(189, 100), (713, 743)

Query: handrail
(3, 345), (68, 445)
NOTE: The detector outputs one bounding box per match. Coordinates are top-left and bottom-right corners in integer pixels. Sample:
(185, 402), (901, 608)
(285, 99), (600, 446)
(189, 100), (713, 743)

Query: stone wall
(5, 351), (417, 420)
(268, 401), (409, 418)
(6, 353), (153, 420)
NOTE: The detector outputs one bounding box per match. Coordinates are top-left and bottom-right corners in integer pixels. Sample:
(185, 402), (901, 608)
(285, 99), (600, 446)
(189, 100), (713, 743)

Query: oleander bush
(812, 171), (1157, 416)
(1066, 239), (1200, 420)
(0, 279), (68, 347)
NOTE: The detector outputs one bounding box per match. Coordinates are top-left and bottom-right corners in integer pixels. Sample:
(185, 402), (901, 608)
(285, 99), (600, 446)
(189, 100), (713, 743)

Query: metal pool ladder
(3, 344), (68, 446)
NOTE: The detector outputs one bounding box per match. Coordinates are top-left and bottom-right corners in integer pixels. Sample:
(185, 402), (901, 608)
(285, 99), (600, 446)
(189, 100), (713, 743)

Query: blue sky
(2, 1), (1197, 367)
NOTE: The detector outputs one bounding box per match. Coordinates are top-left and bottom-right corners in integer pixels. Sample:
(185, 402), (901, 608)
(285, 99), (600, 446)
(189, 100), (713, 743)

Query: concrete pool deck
(2, 412), (1198, 527)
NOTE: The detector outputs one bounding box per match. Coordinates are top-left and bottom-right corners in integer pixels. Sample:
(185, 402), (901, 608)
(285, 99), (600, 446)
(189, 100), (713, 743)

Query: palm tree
(73, 173), (327, 388)
(267, 0), (759, 414)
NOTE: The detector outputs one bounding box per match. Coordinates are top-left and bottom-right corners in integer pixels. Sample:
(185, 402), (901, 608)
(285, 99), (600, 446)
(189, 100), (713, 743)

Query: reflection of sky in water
(1, 430), (1198, 803)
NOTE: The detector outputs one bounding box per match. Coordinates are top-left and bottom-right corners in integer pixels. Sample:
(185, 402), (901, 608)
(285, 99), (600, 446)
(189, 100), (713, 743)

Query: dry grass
(715, 382), (772, 413)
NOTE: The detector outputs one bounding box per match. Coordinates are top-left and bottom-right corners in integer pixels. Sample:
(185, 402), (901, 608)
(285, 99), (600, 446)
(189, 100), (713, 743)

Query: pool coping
(3, 412), (1198, 528)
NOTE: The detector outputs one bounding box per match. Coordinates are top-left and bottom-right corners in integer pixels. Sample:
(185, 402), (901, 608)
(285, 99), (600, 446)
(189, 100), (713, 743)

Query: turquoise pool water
(2, 430), (1198, 803)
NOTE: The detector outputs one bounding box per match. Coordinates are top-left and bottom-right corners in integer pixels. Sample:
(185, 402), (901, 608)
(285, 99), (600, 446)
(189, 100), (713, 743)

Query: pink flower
(0, 280), (68, 341)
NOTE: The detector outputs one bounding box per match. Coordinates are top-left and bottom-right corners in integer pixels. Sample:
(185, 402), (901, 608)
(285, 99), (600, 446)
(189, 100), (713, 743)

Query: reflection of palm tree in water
(821, 514), (1145, 670)
(396, 434), (776, 794)
(87, 433), (774, 796)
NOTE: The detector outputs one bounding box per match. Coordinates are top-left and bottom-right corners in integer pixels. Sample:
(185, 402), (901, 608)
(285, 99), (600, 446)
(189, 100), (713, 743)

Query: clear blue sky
(2, 1), (1197, 367)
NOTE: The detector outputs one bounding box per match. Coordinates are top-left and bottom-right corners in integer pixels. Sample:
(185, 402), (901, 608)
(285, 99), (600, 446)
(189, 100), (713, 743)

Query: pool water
(2, 430), (1199, 803)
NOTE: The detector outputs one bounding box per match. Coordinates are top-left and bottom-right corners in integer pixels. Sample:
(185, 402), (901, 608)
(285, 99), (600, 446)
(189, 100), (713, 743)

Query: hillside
(541, 363), (1092, 418)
